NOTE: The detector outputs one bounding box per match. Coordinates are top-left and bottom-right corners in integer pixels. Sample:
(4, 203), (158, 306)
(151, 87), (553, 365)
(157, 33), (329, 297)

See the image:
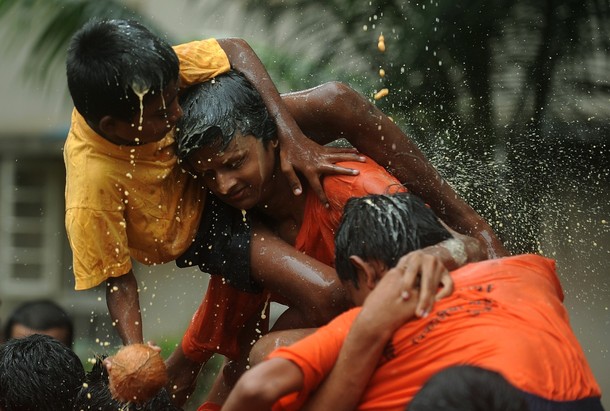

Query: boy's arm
(216, 38), (364, 206)
(302, 254), (424, 411)
(250, 222), (452, 325)
(282, 83), (509, 258)
(106, 270), (143, 345)
(221, 358), (303, 411)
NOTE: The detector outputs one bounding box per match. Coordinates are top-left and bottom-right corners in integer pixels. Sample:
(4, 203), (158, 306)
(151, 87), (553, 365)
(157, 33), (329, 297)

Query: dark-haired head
(334, 193), (451, 289)
(407, 365), (530, 411)
(4, 299), (74, 347)
(176, 70), (276, 160)
(66, 18), (179, 125)
(73, 357), (182, 411)
(0, 334), (85, 411)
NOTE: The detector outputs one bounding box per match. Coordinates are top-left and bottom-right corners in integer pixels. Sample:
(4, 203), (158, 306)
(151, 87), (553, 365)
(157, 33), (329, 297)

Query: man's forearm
(106, 270), (143, 345)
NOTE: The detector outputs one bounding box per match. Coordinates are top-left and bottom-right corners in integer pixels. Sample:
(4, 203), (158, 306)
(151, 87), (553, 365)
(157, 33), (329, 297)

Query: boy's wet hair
(3, 299), (74, 346)
(407, 365), (530, 411)
(176, 70), (276, 159)
(0, 334), (85, 411)
(73, 356), (181, 411)
(334, 193), (452, 288)
(66, 19), (179, 124)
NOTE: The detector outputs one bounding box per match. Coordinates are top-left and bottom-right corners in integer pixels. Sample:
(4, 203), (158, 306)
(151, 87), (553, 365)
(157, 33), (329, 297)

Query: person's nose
(214, 171), (237, 196)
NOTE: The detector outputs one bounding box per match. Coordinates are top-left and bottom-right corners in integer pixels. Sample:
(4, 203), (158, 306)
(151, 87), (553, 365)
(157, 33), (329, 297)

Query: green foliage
(0, 0), (164, 85)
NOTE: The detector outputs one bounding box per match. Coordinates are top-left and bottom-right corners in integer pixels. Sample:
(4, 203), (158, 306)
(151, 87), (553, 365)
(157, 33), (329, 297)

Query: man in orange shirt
(222, 193), (603, 411)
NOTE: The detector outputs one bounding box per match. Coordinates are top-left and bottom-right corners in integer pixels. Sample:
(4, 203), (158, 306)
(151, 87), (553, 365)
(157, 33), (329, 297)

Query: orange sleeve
(181, 275), (267, 361)
(173, 39), (231, 87)
(268, 309), (360, 411)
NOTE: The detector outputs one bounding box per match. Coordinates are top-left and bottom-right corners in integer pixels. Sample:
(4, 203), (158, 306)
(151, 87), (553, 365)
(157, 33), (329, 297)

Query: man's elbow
(229, 371), (281, 408)
(217, 37), (252, 56)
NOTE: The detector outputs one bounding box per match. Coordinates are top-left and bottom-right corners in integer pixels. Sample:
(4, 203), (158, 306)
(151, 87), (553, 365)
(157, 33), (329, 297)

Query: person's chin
(229, 199), (257, 211)
(224, 191), (257, 211)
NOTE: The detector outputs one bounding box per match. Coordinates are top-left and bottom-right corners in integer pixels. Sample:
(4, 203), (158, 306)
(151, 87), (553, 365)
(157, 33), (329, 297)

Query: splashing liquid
(131, 83), (150, 131)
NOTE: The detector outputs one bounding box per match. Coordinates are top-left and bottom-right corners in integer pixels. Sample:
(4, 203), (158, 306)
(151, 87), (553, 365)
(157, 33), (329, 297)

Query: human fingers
(279, 151), (305, 197)
(316, 163), (361, 176)
(319, 148), (366, 164)
(435, 272), (454, 301)
(415, 255), (448, 318)
(360, 267), (417, 332)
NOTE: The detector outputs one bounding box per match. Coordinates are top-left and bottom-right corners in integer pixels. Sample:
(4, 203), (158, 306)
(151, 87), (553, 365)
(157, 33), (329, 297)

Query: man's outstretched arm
(221, 358), (303, 411)
(282, 82), (509, 258)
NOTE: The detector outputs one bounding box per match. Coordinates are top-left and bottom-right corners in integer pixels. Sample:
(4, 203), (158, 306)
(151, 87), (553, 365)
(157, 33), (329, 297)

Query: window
(0, 155), (64, 296)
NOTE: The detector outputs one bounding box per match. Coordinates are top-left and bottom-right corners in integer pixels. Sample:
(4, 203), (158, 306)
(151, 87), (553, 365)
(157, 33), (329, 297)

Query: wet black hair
(0, 334), (85, 411)
(66, 18), (179, 124)
(3, 299), (74, 347)
(407, 365), (530, 411)
(334, 193), (452, 288)
(73, 356), (182, 411)
(176, 70), (277, 159)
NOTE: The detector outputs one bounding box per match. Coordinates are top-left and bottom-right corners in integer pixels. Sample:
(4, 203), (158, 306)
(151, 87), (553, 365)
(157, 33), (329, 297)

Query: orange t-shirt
(270, 254), (601, 411)
(64, 39), (230, 290)
(295, 157), (405, 266)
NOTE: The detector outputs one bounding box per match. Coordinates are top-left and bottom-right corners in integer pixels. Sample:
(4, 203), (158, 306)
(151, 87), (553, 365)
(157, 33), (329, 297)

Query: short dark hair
(66, 18), (179, 124)
(73, 357), (181, 411)
(407, 365), (530, 411)
(335, 193), (452, 288)
(176, 70), (277, 159)
(3, 299), (74, 346)
(0, 334), (85, 411)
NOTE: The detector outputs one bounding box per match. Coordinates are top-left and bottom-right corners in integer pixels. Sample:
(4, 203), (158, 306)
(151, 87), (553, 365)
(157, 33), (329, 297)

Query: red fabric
(197, 401), (222, 411)
(182, 275), (268, 361)
(269, 255), (601, 411)
(295, 158), (405, 266)
(182, 158), (403, 359)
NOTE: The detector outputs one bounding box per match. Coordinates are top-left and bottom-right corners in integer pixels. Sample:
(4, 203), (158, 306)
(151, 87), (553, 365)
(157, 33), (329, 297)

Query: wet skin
(187, 132), (307, 243)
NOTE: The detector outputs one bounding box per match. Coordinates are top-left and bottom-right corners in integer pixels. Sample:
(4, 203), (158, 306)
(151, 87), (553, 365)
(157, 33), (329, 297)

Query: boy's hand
(278, 129), (365, 205)
(364, 251), (452, 328)
(397, 251), (453, 318)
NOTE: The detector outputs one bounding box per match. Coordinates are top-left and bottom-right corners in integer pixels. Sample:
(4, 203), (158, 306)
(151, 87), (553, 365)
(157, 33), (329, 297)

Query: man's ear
(349, 255), (380, 290)
(98, 115), (118, 137)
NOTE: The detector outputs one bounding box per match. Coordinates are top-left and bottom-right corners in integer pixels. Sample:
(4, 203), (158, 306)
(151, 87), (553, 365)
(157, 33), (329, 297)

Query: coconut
(108, 343), (168, 404)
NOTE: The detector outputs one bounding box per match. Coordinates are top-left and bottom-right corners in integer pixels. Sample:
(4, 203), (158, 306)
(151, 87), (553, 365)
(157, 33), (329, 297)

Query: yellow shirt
(64, 39), (230, 290)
